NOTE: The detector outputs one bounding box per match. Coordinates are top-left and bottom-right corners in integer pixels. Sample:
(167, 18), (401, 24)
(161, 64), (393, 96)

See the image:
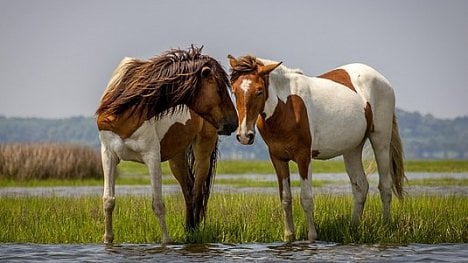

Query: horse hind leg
(369, 129), (393, 223)
(100, 143), (118, 244)
(343, 143), (369, 225)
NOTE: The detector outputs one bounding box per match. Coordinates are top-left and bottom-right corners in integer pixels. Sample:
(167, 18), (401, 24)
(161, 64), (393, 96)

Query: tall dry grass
(0, 143), (102, 180)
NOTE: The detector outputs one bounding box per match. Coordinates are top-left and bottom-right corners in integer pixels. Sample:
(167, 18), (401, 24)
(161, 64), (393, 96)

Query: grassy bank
(1, 193), (466, 244)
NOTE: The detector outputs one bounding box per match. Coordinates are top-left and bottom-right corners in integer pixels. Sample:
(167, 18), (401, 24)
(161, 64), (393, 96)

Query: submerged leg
(270, 155), (294, 242)
(101, 143), (118, 244)
(343, 144), (369, 225)
(297, 157), (317, 242)
(144, 150), (172, 244)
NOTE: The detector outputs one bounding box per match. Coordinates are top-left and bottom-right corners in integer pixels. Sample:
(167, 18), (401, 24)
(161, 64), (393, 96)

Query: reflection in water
(1, 242), (466, 262)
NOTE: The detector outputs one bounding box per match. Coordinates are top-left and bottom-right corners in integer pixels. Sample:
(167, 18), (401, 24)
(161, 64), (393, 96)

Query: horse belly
(309, 97), (368, 160)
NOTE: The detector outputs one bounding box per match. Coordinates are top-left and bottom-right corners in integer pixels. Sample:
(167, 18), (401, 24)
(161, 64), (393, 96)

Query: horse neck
(263, 70), (291, 119)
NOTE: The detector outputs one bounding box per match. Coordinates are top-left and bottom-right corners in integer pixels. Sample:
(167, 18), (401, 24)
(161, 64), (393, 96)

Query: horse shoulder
(258, 93), (312, 160)
(158, 109), (203, 161)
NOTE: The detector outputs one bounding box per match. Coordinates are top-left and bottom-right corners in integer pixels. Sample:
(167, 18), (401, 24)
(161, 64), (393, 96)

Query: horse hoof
(283, 232), (295, 243)
(162, 237), (173, 244)
(308, 232), (318, 242)
(103, 235), (114, 244)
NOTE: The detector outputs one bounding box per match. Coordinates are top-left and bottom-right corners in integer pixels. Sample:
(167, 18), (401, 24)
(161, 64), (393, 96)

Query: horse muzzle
(236, 131), (255, 145)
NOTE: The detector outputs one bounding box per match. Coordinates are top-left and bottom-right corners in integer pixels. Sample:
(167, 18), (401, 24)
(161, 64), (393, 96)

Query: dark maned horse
(228, 54), (405, 242)
(96, 46), (238, 244)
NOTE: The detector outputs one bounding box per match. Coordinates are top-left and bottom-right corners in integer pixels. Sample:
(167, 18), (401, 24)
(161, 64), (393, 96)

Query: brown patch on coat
(257, 95), (312, 179)
(96, 105), (149, 139)
(160, 114), (203, 161)
(317, 69), (356, 92)
(364, 102), (374, 136)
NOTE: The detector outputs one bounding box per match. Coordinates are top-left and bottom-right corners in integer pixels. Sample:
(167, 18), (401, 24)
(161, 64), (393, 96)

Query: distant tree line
(0, 109), (467, 160)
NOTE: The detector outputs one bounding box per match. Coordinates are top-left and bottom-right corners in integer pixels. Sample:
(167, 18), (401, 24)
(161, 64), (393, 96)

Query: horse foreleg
(144, 150), (172, 244)
(192, 130), (217, 227)
(271, 156), (294, 242)
(343, 144), (369, 225)
(297, 157), (317, 242)
(100, 142), (118, 244)
(169, 152), (195, 230)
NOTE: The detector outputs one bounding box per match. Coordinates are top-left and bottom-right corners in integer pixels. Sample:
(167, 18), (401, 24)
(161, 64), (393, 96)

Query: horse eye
(255, 90), (263, 96)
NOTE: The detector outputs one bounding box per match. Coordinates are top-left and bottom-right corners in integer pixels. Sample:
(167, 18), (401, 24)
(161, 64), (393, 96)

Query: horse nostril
(247, 133), (255, 144)
(236, 134), (241, 142)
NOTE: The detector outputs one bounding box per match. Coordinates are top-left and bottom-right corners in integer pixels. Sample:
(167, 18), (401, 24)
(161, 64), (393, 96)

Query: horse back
(309, 63), (393, 158)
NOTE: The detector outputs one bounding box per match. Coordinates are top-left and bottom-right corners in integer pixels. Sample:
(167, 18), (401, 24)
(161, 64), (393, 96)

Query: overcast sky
(0, 0), (467, 119)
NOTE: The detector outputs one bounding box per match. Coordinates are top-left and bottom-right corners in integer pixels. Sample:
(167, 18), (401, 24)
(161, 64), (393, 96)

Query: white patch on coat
(240, 79), (252, 93)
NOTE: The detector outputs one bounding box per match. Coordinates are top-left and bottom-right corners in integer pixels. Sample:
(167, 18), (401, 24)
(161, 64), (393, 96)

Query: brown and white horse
(228, 54), (405, 242)
(95, 47), (238, 244)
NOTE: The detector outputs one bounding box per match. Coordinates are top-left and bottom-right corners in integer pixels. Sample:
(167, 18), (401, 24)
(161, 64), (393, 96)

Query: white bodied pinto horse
(228, 54), (405, 242)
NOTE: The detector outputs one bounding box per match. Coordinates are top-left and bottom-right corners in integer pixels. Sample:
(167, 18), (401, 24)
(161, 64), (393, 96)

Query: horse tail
(96, 57), (142, 115)
(187, 138), (219, 220)
(390, 114), (406, 199)
(100, 57), (136, 100)
(201, 138), (218, 219)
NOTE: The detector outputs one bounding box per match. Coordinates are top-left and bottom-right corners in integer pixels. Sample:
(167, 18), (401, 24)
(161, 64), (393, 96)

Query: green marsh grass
(1, 194), (466, 244)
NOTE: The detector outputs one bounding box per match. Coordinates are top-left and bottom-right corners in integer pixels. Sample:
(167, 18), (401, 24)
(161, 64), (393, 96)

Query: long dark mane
(96, 46), (229, 120)
(229, 55), (264, 83)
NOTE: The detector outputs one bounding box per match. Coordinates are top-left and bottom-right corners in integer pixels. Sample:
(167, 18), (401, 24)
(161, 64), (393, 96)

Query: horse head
(228, 54), (282, 144)
(191, 65), (238, 135)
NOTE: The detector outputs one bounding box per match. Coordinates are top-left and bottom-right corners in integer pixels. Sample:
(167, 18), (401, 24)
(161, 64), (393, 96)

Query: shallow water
(1, 173), (467, 197)
(1, 242), (467, 262)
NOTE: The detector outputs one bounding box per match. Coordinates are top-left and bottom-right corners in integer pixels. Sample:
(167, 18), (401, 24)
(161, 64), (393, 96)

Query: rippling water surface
(1, 242), (467, 262)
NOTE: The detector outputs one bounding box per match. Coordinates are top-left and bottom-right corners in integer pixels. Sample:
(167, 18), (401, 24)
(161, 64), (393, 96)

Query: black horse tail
(187, 138), (218, 224)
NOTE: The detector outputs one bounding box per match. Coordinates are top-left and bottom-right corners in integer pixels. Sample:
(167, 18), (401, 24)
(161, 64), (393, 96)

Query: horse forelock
(229, 55), (262, 83)
(230, 56), (302, 85)
(96, 46), (228, 121)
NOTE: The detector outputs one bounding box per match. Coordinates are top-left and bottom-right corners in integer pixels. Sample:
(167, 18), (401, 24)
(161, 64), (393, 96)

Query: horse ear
(227, 54), (238, 68)
(201, 66), (211, 78)
(258, 62), (282, 76)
